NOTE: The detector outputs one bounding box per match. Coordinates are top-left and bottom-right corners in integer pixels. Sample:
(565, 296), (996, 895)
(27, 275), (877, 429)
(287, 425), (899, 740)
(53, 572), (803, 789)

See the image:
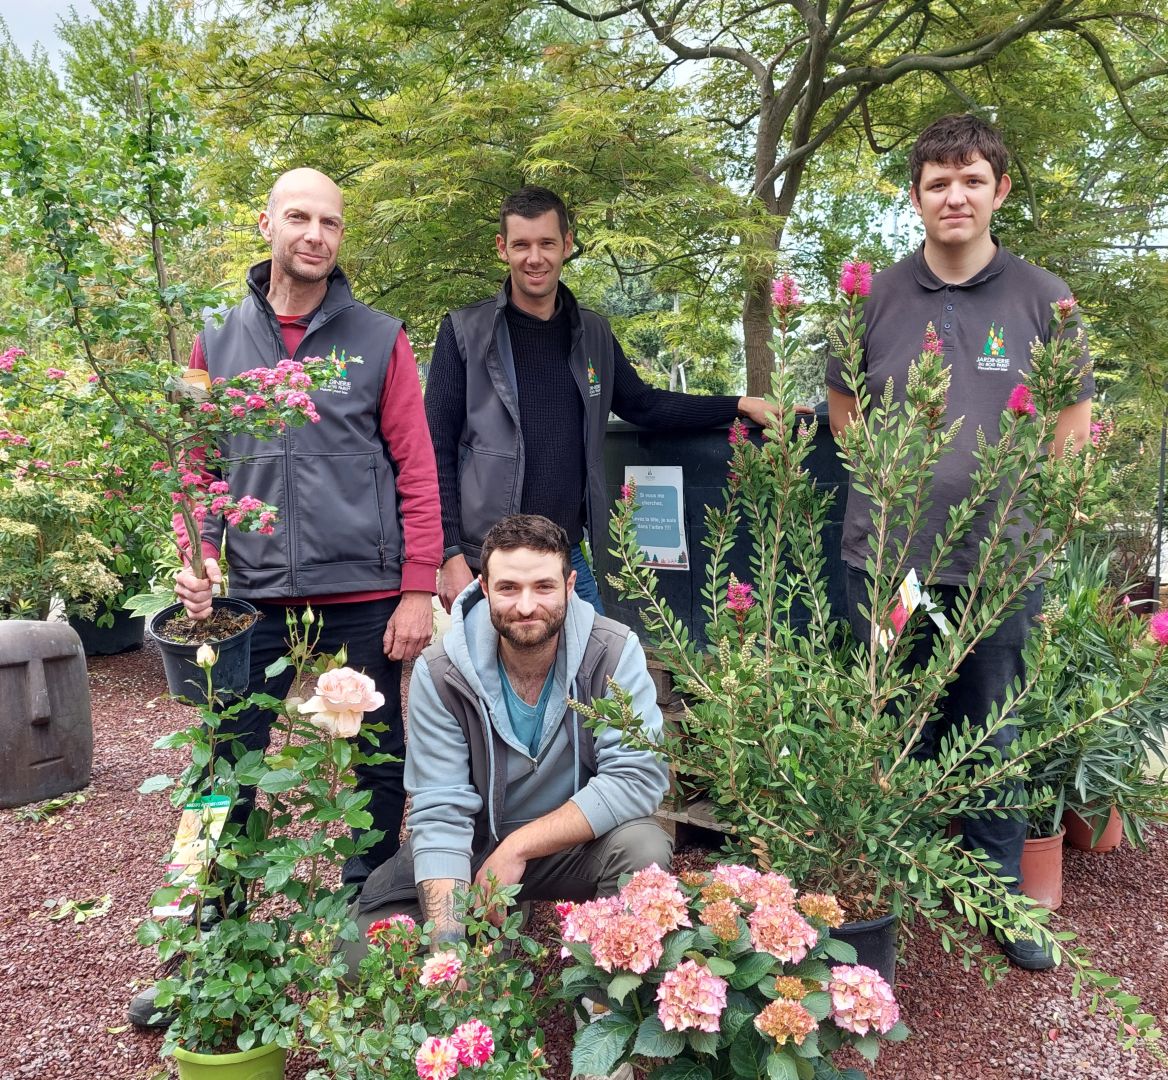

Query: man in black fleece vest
(425, 186), (780, 614)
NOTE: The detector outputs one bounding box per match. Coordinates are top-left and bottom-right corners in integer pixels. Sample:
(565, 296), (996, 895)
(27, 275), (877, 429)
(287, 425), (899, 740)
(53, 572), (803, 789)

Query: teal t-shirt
(498, 660), (556, 757)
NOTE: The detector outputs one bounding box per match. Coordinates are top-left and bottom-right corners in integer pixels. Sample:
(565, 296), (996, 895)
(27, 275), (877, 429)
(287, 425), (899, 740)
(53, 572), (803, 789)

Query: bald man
(133, 169), (442, 1025)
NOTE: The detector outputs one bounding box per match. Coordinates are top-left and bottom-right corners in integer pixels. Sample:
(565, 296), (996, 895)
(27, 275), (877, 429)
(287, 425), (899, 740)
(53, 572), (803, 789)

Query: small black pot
(829, 911), (898, 986)
(68, 606), (145, 657)
(148, 597), (258, 706)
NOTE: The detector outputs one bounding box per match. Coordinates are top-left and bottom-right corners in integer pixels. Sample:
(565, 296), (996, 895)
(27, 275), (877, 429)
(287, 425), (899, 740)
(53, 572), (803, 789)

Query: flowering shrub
(298, 881), (548, 1080)
(587, 267), (1164, 1042)
(138, 611), (394, 1055)
(559, 863), (906, 1078)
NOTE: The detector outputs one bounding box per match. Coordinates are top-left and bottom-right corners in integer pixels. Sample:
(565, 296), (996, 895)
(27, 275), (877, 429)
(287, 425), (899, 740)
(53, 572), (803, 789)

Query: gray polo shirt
(825, 241), (1093, 585)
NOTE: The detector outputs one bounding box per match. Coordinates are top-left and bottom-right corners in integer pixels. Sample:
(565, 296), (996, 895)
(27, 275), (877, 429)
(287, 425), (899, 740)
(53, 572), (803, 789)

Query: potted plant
(138, 609), (391, 1076)
(558, 862), (906, 1079)
(1018, 537), (1168, 855)
(297, 882), (549, 1079)
(586, 268), (1166, 1041)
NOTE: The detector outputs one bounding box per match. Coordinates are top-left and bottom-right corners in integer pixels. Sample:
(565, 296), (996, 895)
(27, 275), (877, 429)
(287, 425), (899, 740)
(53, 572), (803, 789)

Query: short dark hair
(910, 114), (1009, 192)
(480, 514), (572, 581)
(499, 186), (571, 239)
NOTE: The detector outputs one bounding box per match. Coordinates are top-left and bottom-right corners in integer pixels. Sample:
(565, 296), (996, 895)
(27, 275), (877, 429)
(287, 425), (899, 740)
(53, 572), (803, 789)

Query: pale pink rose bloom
(419, 950), (463, 987)
(299, 667), (385, 738)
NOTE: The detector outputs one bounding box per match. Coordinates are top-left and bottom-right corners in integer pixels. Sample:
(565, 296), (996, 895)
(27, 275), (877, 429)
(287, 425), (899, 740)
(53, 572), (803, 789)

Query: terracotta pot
(1063, 807), (1123, 853)
(1019, 825), (1065, 910)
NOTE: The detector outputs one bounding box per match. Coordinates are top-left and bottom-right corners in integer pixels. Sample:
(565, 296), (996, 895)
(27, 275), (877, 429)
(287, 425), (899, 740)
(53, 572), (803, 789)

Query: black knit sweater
(425, 287), (741, 551)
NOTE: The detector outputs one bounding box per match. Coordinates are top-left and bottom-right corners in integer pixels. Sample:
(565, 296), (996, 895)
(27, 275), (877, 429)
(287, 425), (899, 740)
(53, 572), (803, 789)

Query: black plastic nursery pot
(68, 605), (145, 657)
(148, 597), (258, 706)
(829, 911), (898, 986)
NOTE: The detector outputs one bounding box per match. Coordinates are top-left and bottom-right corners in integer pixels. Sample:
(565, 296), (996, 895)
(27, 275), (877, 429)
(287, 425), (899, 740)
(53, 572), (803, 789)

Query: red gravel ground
(1, 642), (1166, 1079)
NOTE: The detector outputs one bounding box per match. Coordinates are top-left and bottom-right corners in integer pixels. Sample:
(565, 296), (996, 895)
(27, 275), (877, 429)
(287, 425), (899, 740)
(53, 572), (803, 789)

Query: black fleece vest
(447, 285), (615, 568)
(199, 262), (406, 598)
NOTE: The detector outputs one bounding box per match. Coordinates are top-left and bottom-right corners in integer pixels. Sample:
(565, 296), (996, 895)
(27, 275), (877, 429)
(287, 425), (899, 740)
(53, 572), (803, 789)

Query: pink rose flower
(451, 1019), (495, 1067)
(419, 950), (463, 987)
(299, 667), (385, 738)
(415, 1036), (460, 1080)
(367, 913), (418, 944)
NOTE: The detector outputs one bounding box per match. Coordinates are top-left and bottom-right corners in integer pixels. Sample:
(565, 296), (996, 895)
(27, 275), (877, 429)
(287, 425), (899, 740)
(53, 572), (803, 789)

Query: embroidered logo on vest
(319, 347), (364, 395)
(587, 360), (601, 398)
(975, 324), (1010, 373)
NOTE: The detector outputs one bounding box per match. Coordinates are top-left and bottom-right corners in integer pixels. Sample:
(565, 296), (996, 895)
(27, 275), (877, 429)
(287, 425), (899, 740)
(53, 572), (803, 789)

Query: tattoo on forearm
(420, 878), (468, 943)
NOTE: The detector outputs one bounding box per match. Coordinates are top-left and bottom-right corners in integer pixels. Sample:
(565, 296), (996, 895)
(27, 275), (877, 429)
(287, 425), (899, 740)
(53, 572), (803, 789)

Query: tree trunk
(743, 277), (777, 397)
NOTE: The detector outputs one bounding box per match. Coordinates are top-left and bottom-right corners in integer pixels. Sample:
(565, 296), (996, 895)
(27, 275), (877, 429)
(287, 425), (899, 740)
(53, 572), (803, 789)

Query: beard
(271, 242), (334, 284)
(490, 600), (567, 649)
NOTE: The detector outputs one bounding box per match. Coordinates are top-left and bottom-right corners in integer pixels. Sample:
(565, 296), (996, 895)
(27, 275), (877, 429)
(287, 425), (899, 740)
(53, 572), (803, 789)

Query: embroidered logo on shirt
(318, 347), (364, 395)
(587, 360), (601, 398)
(976, 324), (1011, 372)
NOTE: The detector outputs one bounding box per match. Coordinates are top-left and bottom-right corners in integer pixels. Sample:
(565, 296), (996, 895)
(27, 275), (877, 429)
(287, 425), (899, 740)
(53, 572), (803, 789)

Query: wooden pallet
(654, 796), (732, 847)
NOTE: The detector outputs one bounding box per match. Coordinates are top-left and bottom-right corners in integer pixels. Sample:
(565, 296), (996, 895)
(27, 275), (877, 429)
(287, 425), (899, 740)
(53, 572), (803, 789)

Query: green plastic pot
(173, 1040), (286, 1080)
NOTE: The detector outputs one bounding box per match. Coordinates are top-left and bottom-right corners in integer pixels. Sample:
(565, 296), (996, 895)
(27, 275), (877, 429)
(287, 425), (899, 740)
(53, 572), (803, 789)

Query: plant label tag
(151, 794), (231, 919)
(878, 569), (922, 651)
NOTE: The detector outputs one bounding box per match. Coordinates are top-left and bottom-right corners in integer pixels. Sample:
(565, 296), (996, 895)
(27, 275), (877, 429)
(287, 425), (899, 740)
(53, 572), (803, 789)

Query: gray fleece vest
(448, 284), (615, 568)
(199, 261), (406, 598)
(356, 614), (630, 913)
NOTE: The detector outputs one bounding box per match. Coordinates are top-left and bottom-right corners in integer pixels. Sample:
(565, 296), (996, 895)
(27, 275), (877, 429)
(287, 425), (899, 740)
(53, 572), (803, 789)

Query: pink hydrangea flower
(749, 872), (797, 908)
(451, 1019), (495, 1067)
(1006, 384), (1036, 417)
(561, 895), (622, 946)
(415, 1036), (460, 1080)
(419, 950), (463, 987)
(656, 959), (728, 1032)
(838, 261), (872, 299)
(711, 864), (761, 901)
(622, 864), (691, 933)
(755, 998), (818, 1047)
(588, 909), (665, 973)
(828, 963), (900, 1035)
(748, 903), (818, 963)
(771, 274), (802, 312)
(1149, 611), (1168, 647)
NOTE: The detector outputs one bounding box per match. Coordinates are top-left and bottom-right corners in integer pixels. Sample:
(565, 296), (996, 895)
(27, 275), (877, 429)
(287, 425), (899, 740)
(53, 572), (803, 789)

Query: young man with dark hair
(342, 513), (672, 968)
(425, 185), (780, 615)
(825, 115), (1094, 971)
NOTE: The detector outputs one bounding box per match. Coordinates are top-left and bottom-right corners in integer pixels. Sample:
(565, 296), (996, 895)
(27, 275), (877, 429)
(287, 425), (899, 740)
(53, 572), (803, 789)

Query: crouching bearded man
(341, 513), (673, 967)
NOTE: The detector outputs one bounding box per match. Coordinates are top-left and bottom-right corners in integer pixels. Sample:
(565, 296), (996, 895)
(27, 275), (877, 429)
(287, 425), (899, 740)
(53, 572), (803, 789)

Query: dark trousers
(845, 566), (1042, 888)
(340, 817), (673, 972)
(217, 597), (406, 872)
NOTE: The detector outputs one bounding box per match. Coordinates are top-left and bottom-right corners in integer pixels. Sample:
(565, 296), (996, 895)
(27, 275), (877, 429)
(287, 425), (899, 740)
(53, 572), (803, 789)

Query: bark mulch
(0, 642), (1165, 1079)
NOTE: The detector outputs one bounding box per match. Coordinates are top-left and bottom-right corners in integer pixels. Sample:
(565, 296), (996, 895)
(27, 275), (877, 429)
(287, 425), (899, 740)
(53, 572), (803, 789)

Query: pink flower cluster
(828, 964), (900, 1035)
(559, 864), (687, 974)
(748, 902), (819, 963)
(1006, 384), (1036, 418)
(728, 418), (748, 446)
(726, 579), (755, 613)
(235, 359), (322, 423)
(415, 1018), (496, 1080)
(1055, 296), (1077, 319)
(1149, 611), (1168, 647)
(656, 958), (728, 1033)
(0, 346), (26, 372)
(1089, 415), (1113, 448)
(0, 429), (29, 446)
(771, 274), (802, 313)
(367, 913), (418, 945)
(839, 261), (872, 299)
(921, 323), (944, 357)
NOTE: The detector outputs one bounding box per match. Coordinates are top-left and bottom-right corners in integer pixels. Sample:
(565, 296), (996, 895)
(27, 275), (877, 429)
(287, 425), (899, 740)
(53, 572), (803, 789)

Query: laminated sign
(152, 794), (231, 919)
(878, 569), (951, 651)
(623, 465), (689, 571)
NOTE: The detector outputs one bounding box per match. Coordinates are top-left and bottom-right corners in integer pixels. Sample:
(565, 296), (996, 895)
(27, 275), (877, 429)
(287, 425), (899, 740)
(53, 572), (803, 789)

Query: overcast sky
(3, 2), (98, 63)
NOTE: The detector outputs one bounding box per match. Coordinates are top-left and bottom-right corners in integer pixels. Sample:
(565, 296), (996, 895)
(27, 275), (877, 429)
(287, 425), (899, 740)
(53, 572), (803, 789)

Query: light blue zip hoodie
(405, 582), (669, 886)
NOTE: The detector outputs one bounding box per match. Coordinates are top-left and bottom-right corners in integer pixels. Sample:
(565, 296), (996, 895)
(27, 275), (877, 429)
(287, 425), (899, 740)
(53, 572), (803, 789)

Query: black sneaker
(1000, 934), (1056, 971)
(128, 955), (182, 1029)
(342, 854), (374, 892)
